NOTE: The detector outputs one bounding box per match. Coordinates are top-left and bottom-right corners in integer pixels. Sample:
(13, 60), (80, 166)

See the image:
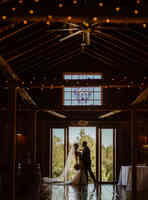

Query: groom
(81, 141), (97, 184)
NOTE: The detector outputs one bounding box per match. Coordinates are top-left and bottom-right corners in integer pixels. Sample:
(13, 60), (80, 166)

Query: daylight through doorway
(69, 127), (96, 183)
(51, 127), (116, 183)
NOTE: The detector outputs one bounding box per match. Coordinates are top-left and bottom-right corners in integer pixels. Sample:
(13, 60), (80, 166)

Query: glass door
(69, 126), (96, 183)
(100, 128), (116, 182)
(52, 128), (65, 178)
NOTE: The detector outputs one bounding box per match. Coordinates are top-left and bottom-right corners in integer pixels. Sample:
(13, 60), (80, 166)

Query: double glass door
(50, 127), (116, 183)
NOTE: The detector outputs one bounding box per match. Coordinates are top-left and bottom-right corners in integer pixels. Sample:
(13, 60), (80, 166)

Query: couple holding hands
(72, 141), (97, 186)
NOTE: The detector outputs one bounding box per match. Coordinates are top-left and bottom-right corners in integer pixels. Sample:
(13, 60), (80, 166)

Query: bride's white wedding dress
(42, 147), (87, 185)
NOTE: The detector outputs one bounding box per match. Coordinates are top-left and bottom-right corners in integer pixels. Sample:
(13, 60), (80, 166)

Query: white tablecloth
(118, 165), (148, 191)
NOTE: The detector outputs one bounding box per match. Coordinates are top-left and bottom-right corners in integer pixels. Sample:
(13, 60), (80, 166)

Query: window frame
(62, 72), (103, 106)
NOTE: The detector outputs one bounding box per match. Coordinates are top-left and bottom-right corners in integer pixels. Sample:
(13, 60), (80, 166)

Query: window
(63, 73), (102, 106)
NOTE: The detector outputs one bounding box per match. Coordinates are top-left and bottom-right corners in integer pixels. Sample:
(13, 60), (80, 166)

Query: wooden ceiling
(0, 0), (148, 120)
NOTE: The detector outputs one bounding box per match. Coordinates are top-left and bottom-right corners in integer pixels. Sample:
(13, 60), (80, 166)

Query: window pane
(52, 129), (64, 178)
(64, 92), (71, 99)
(101, 129), (113, 182)
(64, 101), (71, 105)
(64, 75), (71, 80)
(63, 74), (102, 106)
(64, 87), (102, 106)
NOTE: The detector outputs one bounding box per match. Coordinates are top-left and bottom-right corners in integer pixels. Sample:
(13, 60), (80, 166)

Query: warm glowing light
(29, 9), (34, 15)
(136, 0), (141, 4)
(143, 23), (147, 28)
(83, 22), (89, 27)
(105, 18), (110, 23)
(18, 0), (23, 4)
(73, 0), (78, 4)
(58, 3), (63, 8)
(134, 9), (139, 15)
(12, 7), (16, 12)
(67, 16), (72, 21)
(23, 20), (28, 24)
(93, 17), (98, 22)
(98, 2), (103, 7)
(46, 20), (50, 25)
(2, 16), (7, 20)
(115, 7), (120, 12)
(17, 133), (22, 136)
(48, 15), (53, 20)
(34, 0), (39, 2)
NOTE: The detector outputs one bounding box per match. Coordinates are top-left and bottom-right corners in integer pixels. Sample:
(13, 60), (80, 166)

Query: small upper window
(63, 73), (103, 106)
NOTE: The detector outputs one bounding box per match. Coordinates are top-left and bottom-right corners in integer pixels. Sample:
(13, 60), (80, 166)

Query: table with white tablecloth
(118, 165), (148, 191)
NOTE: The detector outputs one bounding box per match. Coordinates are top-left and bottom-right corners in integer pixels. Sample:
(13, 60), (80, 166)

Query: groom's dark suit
(81, 145), (96, 183)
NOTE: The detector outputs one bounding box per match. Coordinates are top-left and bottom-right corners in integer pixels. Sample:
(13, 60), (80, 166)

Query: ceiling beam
(99, 87), (148, 119)
(41, 105), (148, 112)
(9, 16), (148, 25)
(0, 56), (38, 107)
(40, 109), (66, 119)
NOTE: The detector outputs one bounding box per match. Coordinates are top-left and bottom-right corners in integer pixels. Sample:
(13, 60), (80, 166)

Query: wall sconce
(16, 131), (25, 144)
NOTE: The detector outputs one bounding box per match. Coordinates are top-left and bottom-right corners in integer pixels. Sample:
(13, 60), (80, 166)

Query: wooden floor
(40, 184), (148, 200)
(1, 184), (148, 200)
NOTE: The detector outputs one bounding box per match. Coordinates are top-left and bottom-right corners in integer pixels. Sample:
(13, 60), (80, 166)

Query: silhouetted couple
(72, 141), (97, 186)
(42, 141), (97, 187)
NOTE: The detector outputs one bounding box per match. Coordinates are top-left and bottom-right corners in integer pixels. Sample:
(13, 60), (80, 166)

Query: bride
(42, 143), (87, 185)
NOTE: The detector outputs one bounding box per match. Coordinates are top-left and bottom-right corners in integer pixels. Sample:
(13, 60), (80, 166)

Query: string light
(134, 9), (139, 15)
(58, 3), (63, 8)
(18, 0), (23, 4)
(142, 23), (147, 28)
(105, 18), (111, 23)
(73, 0), (78, 4)
(92, 17), (98, 22)
(29, 9), (34, 15)
(23, 20), (28, 24)
(67, 16), (72, 21)
(83, 21), (89, 27)
(46, 20), (50, 25)
(98, 2), (103, 7)
(115, 6), (120, 12)
(136, 0), (141, 4)
(48, 15), (53, 20)
(2, 16), (7, 20)
(12, 7), (16, 12)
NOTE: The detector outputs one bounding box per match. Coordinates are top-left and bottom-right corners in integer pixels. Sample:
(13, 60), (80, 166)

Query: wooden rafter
(99, 88), (148, 119)
(9, 16), (148, 24)
(0, 56), (38, 107)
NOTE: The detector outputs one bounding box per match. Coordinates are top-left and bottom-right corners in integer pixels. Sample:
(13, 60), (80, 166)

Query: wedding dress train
(42, 147), (87, 185)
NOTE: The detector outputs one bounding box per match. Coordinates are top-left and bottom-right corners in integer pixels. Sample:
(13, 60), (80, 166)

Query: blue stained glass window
(63, 73), (102, 106)
(64, 74), (102, 80)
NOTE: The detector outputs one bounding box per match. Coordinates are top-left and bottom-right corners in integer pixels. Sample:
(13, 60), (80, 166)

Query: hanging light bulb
(58, 3), (63, 8)
(23, 20), (28, 24)
(67, 16), (72, 21)
(18, 0), (23, 4)
(46, 20), (50, 25)
(29, 9), (34, 14)
(73, 0), (78, 4)
(105, 18), (110, 23)
(2, 16), (7, 20)
(92, 17), (98, 22)
(12, 7), (16, 12)
(134, 9), (139, 15)
(98, 2), (103, 7)
(142, 23), (147, 28)
(136, 0), (141, 4)
(115, 6), (120, 12)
